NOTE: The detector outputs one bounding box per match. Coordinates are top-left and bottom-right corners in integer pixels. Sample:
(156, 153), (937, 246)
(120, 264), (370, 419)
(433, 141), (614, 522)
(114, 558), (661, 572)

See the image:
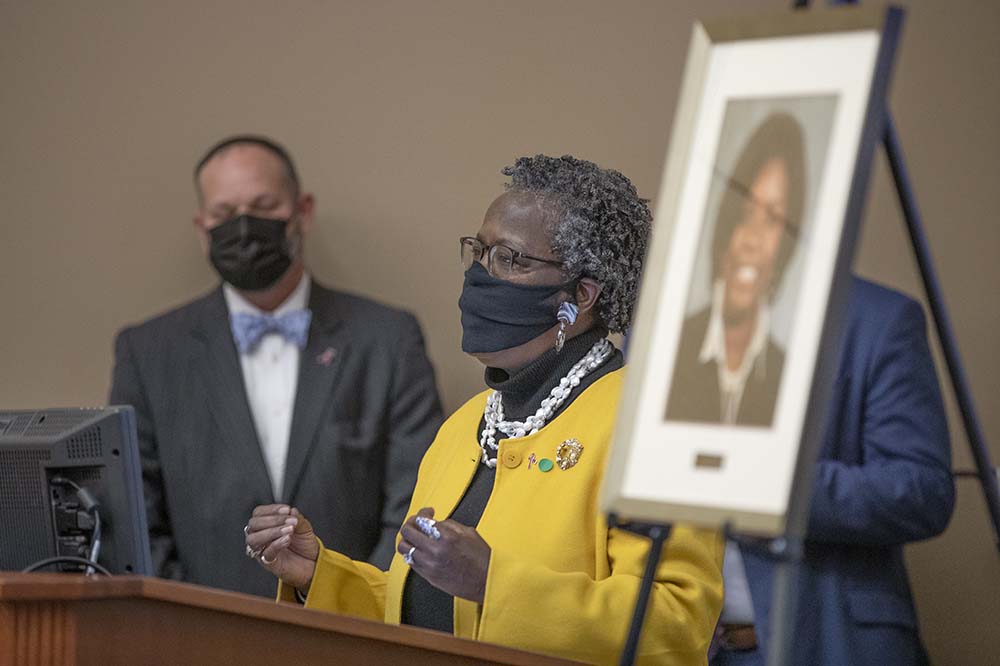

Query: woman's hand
(245, 504), (320, 592)
(396, 508), (491, 604)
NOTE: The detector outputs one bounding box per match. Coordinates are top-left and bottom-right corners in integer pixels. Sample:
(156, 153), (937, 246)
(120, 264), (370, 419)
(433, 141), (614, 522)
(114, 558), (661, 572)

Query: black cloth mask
(209, 214), (295, 291)
(458, 262), (574, 354)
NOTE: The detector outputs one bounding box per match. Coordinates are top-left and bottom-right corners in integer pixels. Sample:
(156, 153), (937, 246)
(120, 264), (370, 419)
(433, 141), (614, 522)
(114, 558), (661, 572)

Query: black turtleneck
(400, 328), (624, 632)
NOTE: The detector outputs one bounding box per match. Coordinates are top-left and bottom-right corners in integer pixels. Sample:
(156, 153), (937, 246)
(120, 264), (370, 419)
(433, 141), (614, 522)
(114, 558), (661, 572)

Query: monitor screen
(0, 406), (152, 575)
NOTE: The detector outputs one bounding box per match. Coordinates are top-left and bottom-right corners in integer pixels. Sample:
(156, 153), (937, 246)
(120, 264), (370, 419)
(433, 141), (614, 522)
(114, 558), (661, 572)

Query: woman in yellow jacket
(245, 155), (723, 665)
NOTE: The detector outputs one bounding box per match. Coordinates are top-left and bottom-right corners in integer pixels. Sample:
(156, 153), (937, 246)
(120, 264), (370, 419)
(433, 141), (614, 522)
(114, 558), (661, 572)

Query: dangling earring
(555, 302), (579, 352)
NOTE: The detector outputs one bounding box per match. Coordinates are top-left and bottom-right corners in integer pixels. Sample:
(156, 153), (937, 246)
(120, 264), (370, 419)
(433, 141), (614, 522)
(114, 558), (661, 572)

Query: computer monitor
(0, 406), (152, 575)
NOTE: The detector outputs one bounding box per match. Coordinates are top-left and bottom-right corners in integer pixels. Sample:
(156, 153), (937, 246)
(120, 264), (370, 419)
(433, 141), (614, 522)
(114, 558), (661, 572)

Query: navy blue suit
(713, 278), (955, 666)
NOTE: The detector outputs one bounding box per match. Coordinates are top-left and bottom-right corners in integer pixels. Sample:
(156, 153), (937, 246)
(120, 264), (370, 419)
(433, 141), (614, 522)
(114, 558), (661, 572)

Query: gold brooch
(555, 439), (584, 470)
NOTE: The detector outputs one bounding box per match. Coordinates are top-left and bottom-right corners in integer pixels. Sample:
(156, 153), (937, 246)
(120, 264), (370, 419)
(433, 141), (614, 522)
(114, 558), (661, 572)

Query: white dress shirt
(699, 279), (769, 625)
(698, 279), (772, 425)
(223, 273), (310, 500)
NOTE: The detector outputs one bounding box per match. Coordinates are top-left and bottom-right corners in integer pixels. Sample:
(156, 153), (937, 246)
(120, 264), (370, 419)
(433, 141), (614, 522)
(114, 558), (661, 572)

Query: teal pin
(538, 458), (554, 473)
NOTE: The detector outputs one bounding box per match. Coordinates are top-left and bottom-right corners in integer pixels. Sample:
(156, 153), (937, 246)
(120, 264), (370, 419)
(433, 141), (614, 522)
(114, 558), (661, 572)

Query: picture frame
(603, 5), (903, 536)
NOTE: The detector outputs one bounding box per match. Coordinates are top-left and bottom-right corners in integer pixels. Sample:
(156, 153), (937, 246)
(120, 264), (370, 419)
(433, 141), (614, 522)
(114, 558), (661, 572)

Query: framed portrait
(603, 6), (902, 536)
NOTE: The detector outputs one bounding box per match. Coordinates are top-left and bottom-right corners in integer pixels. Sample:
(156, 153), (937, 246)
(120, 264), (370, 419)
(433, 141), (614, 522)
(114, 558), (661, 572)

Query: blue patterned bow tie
(230, 310), (312, 354)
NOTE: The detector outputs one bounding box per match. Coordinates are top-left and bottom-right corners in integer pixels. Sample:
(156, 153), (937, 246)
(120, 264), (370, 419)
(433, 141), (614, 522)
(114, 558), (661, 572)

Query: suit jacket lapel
(282, 282), (350, 503)
(191, 288), (275, 500)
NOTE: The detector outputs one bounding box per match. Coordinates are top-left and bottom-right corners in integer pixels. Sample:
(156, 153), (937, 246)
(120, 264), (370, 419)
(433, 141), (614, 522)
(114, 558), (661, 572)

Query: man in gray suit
(110, 135), (443, 596)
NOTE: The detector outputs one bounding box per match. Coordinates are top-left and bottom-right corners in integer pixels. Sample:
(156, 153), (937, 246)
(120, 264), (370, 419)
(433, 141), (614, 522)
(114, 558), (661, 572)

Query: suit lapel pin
(527, 453), (537, 470)
(555, 439), (583, 470)
(316, 347), (337, 366)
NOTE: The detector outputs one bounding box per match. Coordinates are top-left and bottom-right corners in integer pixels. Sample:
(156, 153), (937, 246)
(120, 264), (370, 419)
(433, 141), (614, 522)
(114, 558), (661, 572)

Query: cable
(50, 475), (103, 574)
(90, 510), (102, 564)
(21, 556), (112, 576)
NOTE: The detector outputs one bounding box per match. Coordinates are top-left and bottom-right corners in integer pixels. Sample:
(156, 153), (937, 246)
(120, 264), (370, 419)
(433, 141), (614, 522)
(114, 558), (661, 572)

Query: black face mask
(209, 214), (295, 291)
(458, 262), (574, 354)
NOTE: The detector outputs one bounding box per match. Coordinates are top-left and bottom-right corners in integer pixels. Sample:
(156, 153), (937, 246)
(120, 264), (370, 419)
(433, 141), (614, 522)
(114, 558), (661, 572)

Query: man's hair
(711, 112), (806, 292)
(502, 154), (652, 334)
(193, 135), (300, 200)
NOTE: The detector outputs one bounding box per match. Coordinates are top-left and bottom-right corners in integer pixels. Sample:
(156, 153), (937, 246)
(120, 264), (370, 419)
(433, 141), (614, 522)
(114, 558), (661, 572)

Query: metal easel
(614, 2), (999, 665)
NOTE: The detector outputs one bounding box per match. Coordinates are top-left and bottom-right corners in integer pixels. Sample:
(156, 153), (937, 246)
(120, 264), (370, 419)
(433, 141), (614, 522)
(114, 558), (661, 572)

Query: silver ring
(260, 550), (277, 565)
(403, 546), (416, 565)
(415, 516), (441, 540)
(244, 524), (250, 536)
(245, 544), (261, 559)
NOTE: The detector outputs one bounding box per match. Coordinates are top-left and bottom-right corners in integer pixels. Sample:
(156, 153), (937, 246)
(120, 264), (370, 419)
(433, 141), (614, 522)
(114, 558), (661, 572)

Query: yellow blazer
(281, 369), (723, 665)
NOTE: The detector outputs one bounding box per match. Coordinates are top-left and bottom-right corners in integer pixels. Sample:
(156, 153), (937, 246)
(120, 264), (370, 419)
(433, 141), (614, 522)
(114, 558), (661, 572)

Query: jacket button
(502, 450), (523, 469)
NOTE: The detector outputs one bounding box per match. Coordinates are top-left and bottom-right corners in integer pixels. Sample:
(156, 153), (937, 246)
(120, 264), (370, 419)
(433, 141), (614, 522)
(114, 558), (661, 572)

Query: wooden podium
(0, 574), (583, 666)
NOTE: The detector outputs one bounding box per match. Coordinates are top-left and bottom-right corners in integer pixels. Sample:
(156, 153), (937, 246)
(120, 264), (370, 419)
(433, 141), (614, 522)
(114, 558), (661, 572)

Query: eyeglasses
(460, 236), (564, 280)
(712, 166), (800, 242)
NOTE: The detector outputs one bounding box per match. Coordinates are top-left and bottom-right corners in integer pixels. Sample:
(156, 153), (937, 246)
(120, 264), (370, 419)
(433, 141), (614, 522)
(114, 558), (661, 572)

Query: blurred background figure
(110, 135), (443, 596)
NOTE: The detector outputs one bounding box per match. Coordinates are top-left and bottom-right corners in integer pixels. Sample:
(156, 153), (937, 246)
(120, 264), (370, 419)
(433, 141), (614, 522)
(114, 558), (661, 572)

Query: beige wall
(2, 1), (996, 662)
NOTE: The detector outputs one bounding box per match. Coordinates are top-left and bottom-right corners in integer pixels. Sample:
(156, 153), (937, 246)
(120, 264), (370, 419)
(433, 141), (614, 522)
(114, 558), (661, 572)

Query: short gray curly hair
(501, 154), (651, 334)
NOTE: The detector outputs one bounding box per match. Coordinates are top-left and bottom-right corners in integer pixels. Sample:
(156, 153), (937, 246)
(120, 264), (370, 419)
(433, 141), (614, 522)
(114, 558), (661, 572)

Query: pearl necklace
(478, 338), (613, 468)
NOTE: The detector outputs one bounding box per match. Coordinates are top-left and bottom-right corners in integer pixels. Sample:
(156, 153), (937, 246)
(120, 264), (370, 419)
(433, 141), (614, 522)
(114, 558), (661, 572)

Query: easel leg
(618, 524), (672, 666)
(765, 554), (802, 666)
(882, 115), (1000, 551)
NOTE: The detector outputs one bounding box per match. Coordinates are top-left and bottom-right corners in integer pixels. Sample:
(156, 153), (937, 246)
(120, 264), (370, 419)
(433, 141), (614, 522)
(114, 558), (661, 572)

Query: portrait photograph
(664, 96), (838, 428)
(603, 8), (900, 535)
